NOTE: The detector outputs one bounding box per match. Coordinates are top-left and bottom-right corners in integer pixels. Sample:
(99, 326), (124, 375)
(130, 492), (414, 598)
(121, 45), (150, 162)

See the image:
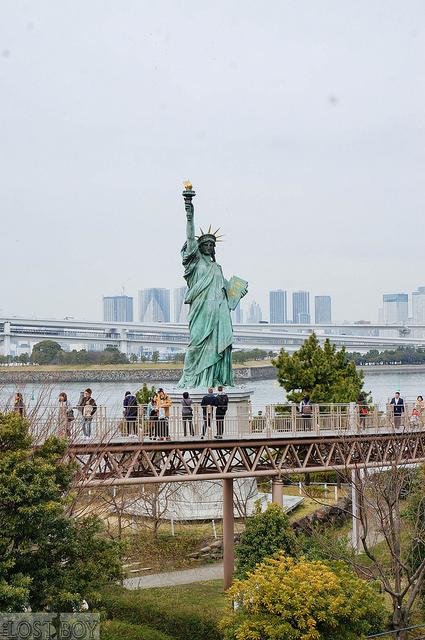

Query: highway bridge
(2, 316), (425, 356)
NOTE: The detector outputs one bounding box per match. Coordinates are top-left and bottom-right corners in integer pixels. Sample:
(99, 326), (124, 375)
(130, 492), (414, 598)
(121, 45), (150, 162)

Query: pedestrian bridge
(26, 402), (425, 486)
(27, 401), (425, 590)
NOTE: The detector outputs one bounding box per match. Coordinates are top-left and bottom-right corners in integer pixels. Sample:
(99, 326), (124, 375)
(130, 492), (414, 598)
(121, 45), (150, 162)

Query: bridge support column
(223, 478), (234, 590)
(271, 478), (283, 507)
(351, 468), (362, 552)
(119, 329), (128, 355)
(3, 322), (11, 357)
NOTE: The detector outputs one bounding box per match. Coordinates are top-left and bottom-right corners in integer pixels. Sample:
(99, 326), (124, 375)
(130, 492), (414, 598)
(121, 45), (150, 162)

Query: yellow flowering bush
(220, 553), (386, 640)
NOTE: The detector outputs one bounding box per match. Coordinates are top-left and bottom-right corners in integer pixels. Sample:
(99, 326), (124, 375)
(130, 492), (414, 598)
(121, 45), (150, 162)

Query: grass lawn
(1, 360), (273, 372)
(0, 363), (184, 372)
(282, 485), (349, 523)
(101, 580), (226, 640)
(124, 529), (221, 574)
(101, 619), (175, 640)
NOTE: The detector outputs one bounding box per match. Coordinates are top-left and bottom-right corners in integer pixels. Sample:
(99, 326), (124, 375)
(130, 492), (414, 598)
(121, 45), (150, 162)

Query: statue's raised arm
(185, 200), (195, 242)
(183, 182), (196, 243)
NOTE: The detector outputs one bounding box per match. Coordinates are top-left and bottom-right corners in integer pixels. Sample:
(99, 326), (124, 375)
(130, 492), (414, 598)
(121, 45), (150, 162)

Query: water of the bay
(1, 370), (424, 413)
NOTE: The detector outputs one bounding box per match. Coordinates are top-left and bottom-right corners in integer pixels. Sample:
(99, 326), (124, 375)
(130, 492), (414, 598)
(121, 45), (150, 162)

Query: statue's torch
(182, 180), (196, 205)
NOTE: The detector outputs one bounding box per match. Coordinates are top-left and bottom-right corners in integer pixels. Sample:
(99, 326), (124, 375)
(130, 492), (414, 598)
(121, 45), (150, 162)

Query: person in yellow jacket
(153, 388), (172, 439)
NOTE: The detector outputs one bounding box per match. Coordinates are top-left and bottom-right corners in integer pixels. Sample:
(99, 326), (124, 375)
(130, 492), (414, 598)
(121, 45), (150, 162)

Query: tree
(272, 333), (366, 403)
(129, 353), (138, 363)
(306, 463), (425, 637)
(136, 383), (156, 405)
(352, 464), (425, 634)
(100, 346), (129, 365)
(30, 340), (63, 364)
(221, 553), (386, 640)
(0, 411), (122, 612)
(172, 352), (185, 363)
(152, 351), (160, 363)
(235, 503), (298, 579)
(135, 484), (181, 537)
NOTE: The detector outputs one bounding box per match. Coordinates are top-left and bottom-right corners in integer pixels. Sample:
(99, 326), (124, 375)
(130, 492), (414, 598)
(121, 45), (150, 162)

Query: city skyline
(98, 285), (425, 325)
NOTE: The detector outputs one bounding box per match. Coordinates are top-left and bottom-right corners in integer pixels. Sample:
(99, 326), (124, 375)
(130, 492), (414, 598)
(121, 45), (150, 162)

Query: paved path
(123, 563), (224, 590)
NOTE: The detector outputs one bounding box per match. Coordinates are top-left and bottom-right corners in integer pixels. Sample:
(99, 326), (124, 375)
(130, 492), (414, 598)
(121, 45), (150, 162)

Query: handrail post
(314, 404), (320, 435)
(139, 405), (144, 442)
(266, 404), (272, 437)
(291, 403), (297, 434)
(349, 402), (357, 434)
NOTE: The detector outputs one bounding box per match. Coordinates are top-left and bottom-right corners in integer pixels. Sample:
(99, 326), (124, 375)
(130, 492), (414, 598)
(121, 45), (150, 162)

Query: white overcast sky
(1, 1), (424, 323)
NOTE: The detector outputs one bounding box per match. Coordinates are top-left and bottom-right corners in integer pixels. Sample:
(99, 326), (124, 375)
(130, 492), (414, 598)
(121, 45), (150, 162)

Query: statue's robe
(177, 238), (234, 389)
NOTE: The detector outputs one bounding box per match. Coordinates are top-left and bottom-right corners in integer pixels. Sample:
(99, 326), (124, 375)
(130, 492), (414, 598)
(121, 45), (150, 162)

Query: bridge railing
(22, 401), (425, 443)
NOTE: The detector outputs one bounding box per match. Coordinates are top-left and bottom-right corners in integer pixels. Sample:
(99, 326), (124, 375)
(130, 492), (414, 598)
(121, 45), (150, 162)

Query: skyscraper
(314, 296), (332, 324)
(412, 287), (425, 324)
(247, 301), (262, 323)
(139, 288), (170, 322)
(174, 286), (189, 323)
(292, 291), (310, 324)
(269, 290), (287, 324)
(232, 305), (243, 324)
(382, 293), (408, 324)
(103, 296), (133, 322)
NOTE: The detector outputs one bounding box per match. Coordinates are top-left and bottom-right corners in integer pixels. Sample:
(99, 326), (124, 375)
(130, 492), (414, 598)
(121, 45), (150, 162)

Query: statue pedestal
(168, 386), (254, 421)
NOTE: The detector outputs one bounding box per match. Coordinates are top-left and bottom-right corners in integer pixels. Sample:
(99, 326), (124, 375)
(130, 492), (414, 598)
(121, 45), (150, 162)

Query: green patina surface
(177, 189), (247, 389)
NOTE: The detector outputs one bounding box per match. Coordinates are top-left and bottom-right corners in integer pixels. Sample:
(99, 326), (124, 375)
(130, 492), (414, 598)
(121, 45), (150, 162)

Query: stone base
(167, 386), (254, 420)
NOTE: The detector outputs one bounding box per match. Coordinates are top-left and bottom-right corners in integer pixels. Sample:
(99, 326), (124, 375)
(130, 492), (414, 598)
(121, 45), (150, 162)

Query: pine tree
(272, 333), (367, 403)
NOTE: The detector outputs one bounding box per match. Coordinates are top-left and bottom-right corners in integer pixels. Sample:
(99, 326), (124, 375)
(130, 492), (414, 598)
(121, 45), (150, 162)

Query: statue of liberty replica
(178, 182), (248, 389)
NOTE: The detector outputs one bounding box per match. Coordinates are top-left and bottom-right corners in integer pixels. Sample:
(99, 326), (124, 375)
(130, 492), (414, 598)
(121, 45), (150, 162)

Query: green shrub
(101, 582), (224, 640)
(303, 485), (326, 498)
(235, 503), (298, 579)
(101, 620), (174, 640)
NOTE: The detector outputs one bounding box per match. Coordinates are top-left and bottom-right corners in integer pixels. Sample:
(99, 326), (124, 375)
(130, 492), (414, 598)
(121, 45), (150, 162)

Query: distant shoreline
(0, 363), (277, 384)
(0, 363), (423, 384)
(359, 364), (425, 375)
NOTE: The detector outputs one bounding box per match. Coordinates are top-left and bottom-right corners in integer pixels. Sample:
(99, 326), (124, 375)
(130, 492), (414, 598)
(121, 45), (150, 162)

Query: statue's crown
(196, 225), (223, 244)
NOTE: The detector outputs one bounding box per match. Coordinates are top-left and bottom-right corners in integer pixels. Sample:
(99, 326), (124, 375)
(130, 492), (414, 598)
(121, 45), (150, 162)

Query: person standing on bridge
(390, 391), (404, 428)
(201, 387), (217, 438)
(79, 388), (97, 438)
(299, 394), (312, 431)
(13, 392), (24, 417)
(58, 392), (74, 438)
(154, 388), (172, 440)
(123, 391), (138, 437)
(215, 386), (229, 439)
(181, 392), (194, 437)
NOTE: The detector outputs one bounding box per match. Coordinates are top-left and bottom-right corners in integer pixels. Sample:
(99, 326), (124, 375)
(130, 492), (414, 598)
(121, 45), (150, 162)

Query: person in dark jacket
(390, 391), (404, 427)
(215, 386), (229, 439)
(181, 392), (194, 437)
(123, 391), (138, 437)
(201, 387), (216, 438)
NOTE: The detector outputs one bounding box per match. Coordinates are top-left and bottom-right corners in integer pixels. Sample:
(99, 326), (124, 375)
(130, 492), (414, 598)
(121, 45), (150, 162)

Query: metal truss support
(223, 478), (234, 590)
